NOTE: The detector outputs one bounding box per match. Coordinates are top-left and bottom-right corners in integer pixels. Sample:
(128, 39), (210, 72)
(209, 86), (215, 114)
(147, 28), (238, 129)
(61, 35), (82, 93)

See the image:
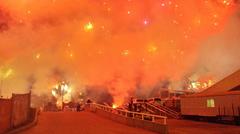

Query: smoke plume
(0, 0), (239, 105)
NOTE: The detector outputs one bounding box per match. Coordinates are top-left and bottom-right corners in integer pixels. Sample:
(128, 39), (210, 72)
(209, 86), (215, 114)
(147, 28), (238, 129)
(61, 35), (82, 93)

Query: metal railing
(134, 102), (180, 119)
(89, 103), (167, 125)
(147, 102), (180, 119)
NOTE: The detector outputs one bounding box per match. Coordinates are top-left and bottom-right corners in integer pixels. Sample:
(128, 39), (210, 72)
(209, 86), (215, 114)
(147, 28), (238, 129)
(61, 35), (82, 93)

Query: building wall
(0, 99), (12, 133)
(0, 93), (31, 134)
(12, 93), (31, 128)
(181, 95), (240, 117)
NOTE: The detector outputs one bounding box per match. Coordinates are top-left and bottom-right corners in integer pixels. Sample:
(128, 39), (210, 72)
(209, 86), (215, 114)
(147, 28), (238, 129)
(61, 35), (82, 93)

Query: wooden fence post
(10, 94), (14, 129)
(232, 104), (235, 116)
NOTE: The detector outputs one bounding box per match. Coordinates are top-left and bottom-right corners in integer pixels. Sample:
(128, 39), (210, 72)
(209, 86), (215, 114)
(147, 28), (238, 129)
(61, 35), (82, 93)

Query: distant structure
(181, 69), (240, 123)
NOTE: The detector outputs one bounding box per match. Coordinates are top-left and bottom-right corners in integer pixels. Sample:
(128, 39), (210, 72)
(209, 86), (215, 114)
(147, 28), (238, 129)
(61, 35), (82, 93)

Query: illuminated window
(207, 99), (215, 108)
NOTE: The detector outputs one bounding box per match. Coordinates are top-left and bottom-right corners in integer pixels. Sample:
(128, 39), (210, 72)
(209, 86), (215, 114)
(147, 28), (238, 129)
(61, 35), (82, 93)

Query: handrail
(158, 105), (180, 116)
(146, 102), (180, 118)
(148, 102), (180, 116)
(136, 102), (180, 118)
(89, 103), (167, 125)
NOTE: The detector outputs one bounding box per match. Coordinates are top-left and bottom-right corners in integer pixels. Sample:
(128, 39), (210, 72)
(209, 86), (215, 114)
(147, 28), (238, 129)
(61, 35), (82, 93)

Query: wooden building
(181, 69), (240, 121)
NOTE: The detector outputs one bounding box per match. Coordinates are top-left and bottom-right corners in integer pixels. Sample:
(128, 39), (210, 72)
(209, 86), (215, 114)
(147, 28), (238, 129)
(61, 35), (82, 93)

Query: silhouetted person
(133, 104), (137, 112)
(86, 99), (92, 104)
(128, 102), (133, 111)
(128, 97), (134, 117)
(128, 97), (134, 111)
(77, 103), (81, 112)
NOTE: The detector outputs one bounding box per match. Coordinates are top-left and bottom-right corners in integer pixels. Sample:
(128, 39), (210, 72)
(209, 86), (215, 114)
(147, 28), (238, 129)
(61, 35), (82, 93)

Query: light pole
(0, 79), (3, 97)
(61, 84), (64, 111)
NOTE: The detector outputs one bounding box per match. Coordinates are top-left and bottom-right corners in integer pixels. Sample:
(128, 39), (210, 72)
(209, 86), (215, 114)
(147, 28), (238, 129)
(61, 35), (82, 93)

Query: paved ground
(20, 112), (240, 134)
(168, 119), (240, 134)
(19, 112), (157, 134)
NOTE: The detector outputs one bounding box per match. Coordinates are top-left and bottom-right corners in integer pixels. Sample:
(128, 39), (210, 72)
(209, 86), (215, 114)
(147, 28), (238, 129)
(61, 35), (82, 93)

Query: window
(207, 99), (215, 108)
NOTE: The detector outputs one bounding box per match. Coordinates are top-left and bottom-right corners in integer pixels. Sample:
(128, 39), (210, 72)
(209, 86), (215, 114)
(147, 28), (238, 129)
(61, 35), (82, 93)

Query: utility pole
(0, 79), (3, 97)
(62, 84), (64, 111)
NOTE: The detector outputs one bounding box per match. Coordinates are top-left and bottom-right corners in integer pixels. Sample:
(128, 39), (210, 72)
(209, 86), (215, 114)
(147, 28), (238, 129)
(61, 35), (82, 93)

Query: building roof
(183, 69), (240, 98)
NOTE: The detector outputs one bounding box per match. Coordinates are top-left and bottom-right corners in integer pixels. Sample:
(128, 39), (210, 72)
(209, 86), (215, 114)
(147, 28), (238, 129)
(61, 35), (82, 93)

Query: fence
(0, 99), (12, 133)
(89, 103), (167, 125)
(0, 92), (31, 134)
(88, 103), (168, 134)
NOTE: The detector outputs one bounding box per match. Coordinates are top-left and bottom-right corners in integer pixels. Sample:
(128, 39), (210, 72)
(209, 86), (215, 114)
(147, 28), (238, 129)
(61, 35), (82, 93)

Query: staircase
(137, 102), (181, 119)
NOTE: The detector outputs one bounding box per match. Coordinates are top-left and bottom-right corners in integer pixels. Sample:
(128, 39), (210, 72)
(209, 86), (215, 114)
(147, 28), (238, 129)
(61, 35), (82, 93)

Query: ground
(168, 119), (240, 134)
(20, 112), (240, 134)
(19, 112), (156, 134)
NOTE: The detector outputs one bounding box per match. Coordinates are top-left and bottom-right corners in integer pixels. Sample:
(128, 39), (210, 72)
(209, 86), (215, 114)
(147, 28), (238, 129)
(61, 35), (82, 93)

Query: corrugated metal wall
(0, 99), (12, 133)
(0, 92), (31, 134)
(12, 93), (30, 128)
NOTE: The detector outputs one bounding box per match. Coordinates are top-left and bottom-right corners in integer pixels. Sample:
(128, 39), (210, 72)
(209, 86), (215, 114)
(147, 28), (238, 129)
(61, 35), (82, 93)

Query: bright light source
(63, 84), (68, 91)
(148, 45), (158, 53)
(112, 104), (118, 109)
(0, 67), (13, 79)
(121, 50), (130, 56)
(84, 22), (94, 31)
(52, 90), (57, 97)
(36, 53), (41, 59)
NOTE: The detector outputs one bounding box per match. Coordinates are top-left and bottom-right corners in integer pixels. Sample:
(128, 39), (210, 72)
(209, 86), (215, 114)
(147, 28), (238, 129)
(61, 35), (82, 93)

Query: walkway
(20, 112), (156, 134)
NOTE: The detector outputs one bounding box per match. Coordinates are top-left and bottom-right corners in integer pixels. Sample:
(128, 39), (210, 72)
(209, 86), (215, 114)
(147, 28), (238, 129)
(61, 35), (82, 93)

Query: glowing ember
(35, 53), (41, 59)
(112, 104), (118, 109)
(84, 22), (94, 31)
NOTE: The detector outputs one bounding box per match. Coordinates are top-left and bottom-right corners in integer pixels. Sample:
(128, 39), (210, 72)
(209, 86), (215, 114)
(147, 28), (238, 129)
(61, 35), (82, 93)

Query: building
(181, 69), (240, 122)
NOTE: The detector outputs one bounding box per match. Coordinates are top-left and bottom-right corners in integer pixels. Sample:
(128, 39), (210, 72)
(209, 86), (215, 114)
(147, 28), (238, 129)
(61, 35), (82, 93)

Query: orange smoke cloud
(0, 0), (238, 104)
